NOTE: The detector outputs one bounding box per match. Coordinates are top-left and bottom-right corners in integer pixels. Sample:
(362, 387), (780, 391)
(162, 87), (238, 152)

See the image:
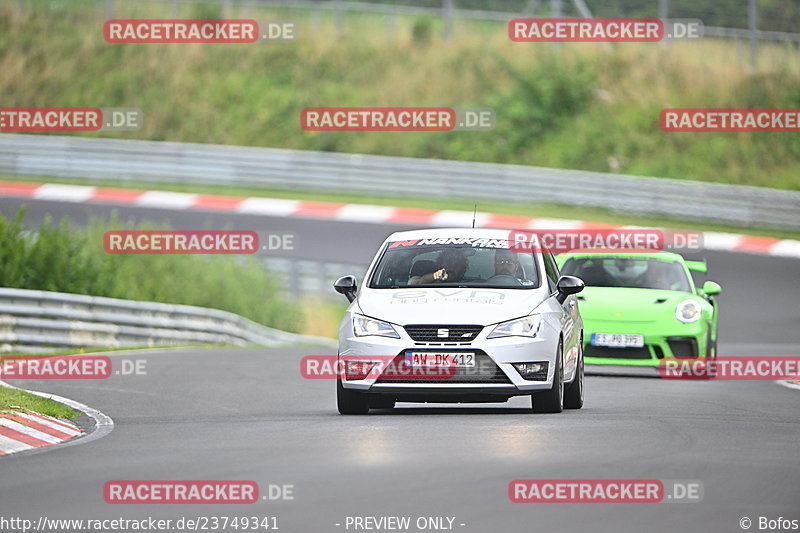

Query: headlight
(675, 300), (701, 323)
(487, 315), (542, 339)
(353, 314), (400, 338)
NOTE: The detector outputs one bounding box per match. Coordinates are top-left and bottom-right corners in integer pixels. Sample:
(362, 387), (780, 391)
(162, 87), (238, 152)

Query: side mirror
(701, 280), (722, 296)
(334, 275), (358, 302)
(556, 275), (584, 304)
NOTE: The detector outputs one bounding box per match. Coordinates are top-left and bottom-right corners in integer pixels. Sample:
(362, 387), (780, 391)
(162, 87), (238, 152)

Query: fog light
(513, 362), (548, 380)
(345, 360), (374, 380)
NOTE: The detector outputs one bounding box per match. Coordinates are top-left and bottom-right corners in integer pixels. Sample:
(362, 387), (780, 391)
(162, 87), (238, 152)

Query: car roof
(559, 249), (686, 262)
(385, 227), (514, 242)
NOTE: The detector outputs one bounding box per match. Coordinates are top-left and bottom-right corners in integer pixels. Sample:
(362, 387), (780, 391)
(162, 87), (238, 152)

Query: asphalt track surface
(1, 197), (799, 533)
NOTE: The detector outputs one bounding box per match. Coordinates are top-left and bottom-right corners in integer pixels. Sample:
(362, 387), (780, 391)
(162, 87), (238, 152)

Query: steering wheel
(487, 274), (523, 286)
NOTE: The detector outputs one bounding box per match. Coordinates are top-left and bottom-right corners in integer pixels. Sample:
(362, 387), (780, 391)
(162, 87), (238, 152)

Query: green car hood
(577, 287), (696, 322)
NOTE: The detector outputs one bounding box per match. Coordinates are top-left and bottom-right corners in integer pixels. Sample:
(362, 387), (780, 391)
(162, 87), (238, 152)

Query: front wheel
(532, 341), (564, 414)
(564, 344), (584, 409)
(699, 327), (718, 381)
(706, 325), (717, 360)
(337, 378), (370, 414)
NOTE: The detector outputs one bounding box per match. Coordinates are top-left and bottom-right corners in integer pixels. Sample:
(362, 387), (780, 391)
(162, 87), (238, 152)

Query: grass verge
(0, 386), (79, 419)
(1, 3), (799, 189)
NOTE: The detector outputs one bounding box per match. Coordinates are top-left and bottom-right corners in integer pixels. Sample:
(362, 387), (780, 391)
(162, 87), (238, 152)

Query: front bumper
(338, 327), (559, 396)
(582, 319), (710, 367)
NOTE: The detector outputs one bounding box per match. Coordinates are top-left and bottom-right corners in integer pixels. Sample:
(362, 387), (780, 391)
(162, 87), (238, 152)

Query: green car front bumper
(583, 320), (713, 367)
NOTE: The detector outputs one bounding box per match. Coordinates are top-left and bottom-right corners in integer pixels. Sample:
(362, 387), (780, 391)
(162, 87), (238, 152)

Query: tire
(337, 378), (370, 414)
(701, 326), (718, 380)
(370, 396), (396, 409)
(532, 341), (564, 414)
(564, 343), (584, 410)
(706, 325), (717, 360)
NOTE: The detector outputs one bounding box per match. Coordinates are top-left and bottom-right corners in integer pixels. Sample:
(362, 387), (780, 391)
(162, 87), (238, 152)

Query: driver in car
(494, 249), (520, 278)
(642, 260), (679, 290)
(409, 249), (468, 285)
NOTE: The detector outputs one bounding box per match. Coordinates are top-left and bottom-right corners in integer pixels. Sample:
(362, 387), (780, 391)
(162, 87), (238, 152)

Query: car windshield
(560, 256), (692, 292)
(368, 241), (540, 289)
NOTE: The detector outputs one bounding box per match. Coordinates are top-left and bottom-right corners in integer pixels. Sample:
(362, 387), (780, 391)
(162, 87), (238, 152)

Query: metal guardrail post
(334, 0), (343, 36)
(444, 0), (454, 40)
(749, 0), (759, 71)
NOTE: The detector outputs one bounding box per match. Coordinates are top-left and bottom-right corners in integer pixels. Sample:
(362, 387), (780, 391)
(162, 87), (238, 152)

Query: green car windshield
(561, 256), (692, 292)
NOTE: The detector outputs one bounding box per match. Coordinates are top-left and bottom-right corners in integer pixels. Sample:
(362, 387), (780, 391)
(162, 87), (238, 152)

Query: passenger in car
(494, 249), (521, 278)
(409, 249), (468, 285)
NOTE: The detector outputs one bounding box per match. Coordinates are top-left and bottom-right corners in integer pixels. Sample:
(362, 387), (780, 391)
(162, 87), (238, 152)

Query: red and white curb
(0, 407), (83, 456)
(0, 377), (114, 457)
(2, 180), (799, 259)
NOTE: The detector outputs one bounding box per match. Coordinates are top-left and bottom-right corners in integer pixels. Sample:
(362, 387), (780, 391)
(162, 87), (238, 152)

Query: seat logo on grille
(437, 328), (449, 338)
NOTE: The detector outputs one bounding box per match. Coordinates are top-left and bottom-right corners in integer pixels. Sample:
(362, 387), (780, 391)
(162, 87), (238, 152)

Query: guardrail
(255, 0), (800, 43)
(102, 0), (800, 45)
(1, 134), (799, 230)
(0, 287), (335, 353)
(263, 257), (363, 302)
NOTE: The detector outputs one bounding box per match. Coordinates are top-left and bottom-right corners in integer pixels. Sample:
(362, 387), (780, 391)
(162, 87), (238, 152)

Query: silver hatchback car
(333, 228), (586, 414)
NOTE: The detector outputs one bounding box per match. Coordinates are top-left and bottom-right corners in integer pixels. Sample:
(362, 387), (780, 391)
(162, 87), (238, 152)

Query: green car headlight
(488, 315), (542, 339)
(353, 314), (400, 338)
(675, 300), (701, 324)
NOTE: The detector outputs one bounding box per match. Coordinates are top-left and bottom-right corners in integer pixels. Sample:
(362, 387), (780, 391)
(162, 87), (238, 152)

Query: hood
(577, 287), (695, 322)
(357, 286), (550, 326)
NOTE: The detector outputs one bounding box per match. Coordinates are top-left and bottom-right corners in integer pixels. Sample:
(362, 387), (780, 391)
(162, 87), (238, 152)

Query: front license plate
(591, 333), (645, 348)
(406, 352), (475, 368)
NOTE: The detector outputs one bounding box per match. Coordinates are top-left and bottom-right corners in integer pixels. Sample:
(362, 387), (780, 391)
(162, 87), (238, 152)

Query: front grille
(404, 324), (483, 343)
(374, 350), (512, 384)
(584, 345), (652, 360)
(667, 337), (699, 358)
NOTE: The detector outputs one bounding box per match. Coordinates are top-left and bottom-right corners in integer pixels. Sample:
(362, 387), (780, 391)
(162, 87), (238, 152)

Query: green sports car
(556, 251), (721, 367)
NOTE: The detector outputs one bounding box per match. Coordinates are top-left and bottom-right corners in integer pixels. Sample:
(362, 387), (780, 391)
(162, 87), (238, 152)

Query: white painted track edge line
(776, 380), (800, 392)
